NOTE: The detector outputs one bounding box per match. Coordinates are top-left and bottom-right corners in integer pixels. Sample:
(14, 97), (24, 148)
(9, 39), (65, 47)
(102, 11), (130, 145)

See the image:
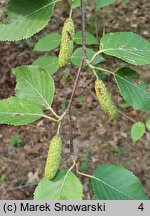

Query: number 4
(138, 203), (144, 211)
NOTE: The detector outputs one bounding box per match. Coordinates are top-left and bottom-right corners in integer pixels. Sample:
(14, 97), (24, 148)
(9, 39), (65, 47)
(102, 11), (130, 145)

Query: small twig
(117, 110), (136, 123)
(0, 156), (18, 164)
(67, 60), (84, 111)
(81, 0), (87, 59)
(76, 162), (92, 178)
(57, 121), (61, 135)
(65, 0), (86, 154)
(67, 0), (86, 112)
(89, 50), (103, 64)
(68, 110), (74, 154)
(68, 109), (73, 153)
(67, 60), (84, 154)
(6, 183), (35, 192)
(69, 8), (73, 18)
(48, 106), (60, 119)
(80, 80), (98, 100)
(92, 65), (114, 75)
(43, 114), (58, 122)
(54, 0), (86, 155)
(59, 110), (68, 121)
(77, 169), (92, 178)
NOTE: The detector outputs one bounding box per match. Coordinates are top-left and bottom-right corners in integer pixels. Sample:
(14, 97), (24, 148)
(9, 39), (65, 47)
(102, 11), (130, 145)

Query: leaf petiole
(89, 50), (103, 64)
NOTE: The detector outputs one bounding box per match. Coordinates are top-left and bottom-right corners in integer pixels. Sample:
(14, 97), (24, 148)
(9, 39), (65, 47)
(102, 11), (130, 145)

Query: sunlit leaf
(32, 56), (59, 75)
(100, 32), (150, 65)
(92, 164), (148, 200)
(0, 0), (54, 41)
(34, 169), (83, 200)
(13, 66), (55, 109)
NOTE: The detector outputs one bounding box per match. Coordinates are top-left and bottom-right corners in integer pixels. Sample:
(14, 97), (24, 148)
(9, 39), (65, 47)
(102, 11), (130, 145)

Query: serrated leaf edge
(0, 1), (55, 41)
(91, 163), (148, 200)
(13, 65), (55, 109)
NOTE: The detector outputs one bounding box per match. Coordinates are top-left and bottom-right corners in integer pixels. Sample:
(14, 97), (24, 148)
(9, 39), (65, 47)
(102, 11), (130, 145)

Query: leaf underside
(33, 33), (61, 51)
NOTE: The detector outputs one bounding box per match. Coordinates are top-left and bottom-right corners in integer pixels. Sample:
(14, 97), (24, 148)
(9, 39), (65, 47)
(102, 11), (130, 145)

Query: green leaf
(13, 66), (55, 109)
(96, 70), (106, 81)
(115, 67), (150, 111)
(100, 32), (150, 65)
(71, 0), (81, 8)
(74, 31), (98, 45)
(34, 169), (83, 200)
(131, 122), (145, 143)
(117, 100), (130, 109)
(91, 164), (148, 200)
(71, 47), (104, 66)
(96, 0), (116, 9)
(0, 97), (43, 125)
(32, 56), (59, 75)
(71, 0), (87, 8)
(0, 0), (54, 41)
(146, 119), (150, 130)
(33, 33), (61, 51)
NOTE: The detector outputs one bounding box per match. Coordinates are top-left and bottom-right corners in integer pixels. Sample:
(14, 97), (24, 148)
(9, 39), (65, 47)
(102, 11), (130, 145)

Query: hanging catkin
(44, 135), (62, 180)
(58, 18), (75, 67)
(95, 79), (118, 119)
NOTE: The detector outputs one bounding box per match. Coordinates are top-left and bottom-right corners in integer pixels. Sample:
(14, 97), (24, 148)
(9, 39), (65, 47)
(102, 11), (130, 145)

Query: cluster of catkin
(44, 17), (118, 181)
(44, 135), (62, 180)
(95, 79), (117, 120)
(58, 18), (75, 67)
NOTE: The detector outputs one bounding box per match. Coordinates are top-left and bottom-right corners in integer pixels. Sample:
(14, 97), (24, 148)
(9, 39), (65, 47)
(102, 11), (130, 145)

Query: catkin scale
(58, 18), (75, 67)
(95, 79), (118, 119)
(44, 135), (62, 180)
